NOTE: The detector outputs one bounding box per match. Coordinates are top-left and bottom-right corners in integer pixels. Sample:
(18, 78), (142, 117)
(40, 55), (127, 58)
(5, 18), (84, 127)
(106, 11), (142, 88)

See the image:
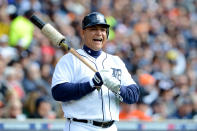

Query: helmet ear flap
(107, 28), (109, 39)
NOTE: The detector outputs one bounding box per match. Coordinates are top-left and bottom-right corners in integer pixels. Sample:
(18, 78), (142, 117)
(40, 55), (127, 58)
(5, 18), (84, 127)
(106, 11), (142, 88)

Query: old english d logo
(111, 68), (122, 81)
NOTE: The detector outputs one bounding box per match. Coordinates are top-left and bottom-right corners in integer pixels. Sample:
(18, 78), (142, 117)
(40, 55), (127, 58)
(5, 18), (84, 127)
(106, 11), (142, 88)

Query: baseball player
(51, 12), (140, 131)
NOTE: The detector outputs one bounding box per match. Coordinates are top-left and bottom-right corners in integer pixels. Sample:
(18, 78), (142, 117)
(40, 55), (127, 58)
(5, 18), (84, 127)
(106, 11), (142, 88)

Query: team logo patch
(111, 68), (122, 81)
(96, 15), (105, 22)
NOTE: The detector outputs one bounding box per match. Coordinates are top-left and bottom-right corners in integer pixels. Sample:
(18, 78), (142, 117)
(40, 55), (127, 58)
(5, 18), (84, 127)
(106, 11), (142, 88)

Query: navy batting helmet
(82, 12), (110, 37)
(82, 12), (110, 29)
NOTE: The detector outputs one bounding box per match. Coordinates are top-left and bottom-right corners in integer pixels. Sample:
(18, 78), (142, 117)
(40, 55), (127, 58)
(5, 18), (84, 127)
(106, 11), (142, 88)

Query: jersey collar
(83, 45), (102, 58)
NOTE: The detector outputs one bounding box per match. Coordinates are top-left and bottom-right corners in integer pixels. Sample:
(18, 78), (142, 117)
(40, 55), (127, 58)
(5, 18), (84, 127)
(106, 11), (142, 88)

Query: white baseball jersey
(52, 48), (136, 121)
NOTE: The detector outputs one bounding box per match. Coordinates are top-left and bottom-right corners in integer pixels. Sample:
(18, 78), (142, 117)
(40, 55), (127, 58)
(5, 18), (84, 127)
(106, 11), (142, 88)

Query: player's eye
(101, 28), (106, 32)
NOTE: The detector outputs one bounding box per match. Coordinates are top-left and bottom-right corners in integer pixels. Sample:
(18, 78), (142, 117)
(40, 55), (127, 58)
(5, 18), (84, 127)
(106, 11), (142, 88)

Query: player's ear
(80, 29), (85, 39)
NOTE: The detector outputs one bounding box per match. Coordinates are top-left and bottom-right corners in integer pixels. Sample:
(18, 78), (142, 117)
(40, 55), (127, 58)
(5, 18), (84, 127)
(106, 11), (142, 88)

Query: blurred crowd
(0, 0), (197, 121)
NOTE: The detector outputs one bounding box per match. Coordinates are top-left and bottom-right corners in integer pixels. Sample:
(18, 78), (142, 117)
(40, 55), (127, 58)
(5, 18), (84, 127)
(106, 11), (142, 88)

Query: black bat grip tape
(30, 15), (45, 29)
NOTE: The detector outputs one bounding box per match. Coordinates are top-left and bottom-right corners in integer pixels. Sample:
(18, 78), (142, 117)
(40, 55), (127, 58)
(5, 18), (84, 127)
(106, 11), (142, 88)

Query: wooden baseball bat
(29, 15), (97, 73)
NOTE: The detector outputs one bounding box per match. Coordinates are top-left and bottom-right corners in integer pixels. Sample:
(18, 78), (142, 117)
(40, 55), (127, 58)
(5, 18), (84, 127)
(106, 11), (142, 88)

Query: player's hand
(90, 72), (104, 87)
(99, 69), (121, 94)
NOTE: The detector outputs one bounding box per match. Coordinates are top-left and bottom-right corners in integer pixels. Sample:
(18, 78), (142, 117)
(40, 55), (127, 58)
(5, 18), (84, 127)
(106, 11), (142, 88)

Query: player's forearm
(51, 82), (96, 102)
(120, 84), (140, 104)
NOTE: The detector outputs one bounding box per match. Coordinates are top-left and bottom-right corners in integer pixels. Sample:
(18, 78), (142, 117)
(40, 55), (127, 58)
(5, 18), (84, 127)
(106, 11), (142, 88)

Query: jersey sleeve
(51, 53), (75, 88)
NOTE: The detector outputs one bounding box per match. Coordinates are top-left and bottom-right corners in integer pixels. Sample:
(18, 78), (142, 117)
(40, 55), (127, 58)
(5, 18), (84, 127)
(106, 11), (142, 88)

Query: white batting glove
(99, 69), (121, 94)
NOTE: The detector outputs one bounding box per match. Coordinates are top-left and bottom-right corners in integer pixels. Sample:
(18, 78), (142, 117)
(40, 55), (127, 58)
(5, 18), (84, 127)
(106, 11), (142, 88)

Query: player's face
(82, 25), (107, 51)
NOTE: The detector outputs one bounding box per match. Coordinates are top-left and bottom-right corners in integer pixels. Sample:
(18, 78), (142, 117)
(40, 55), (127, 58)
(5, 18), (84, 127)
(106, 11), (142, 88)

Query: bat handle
(68, 46), (100, 90)
(69, 48), (97, 73)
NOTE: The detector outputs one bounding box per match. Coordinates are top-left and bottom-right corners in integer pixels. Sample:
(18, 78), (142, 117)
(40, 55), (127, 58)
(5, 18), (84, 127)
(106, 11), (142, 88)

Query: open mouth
(93, 38), (103, 42)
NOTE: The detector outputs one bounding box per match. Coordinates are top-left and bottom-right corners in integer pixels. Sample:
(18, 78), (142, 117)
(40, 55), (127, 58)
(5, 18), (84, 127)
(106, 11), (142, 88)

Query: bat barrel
(29, 15), (97, 74)
(30, 15), (45, 29)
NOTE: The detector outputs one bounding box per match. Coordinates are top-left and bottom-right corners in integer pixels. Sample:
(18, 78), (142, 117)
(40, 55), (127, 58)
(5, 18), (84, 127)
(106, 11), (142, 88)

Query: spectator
(8, 7), (34, 50)
(119, 103), (135, 120)
(191, 94), (197, 119)
(3, 66), (25, 100)
(119, 100), (152, 121)
(0, 35), (18, 64)
(30, 96), (56, 119)
(0, 57), (7, 104)
(3, 99), (26, 120)
(168, 96), (193, 119)
(119, 86), (152, 121)
(23, 91), (40, 118)
(22, 62), (48, 95)
(151, 99), (168, 120)
(2, 88), (26, 120)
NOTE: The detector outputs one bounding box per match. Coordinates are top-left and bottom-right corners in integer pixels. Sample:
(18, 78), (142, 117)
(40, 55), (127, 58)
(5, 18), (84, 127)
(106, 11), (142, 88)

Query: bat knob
(59, 39), (71, 51)
(30, 15), (45, 29)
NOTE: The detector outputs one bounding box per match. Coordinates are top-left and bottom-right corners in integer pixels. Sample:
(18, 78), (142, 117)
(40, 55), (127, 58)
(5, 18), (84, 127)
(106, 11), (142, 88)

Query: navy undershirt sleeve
(51, 82), (96, 102)
(120, 84), (140, 104)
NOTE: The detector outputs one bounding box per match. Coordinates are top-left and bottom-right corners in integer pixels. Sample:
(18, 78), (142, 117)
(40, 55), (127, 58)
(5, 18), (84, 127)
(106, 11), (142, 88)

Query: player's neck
(83, 45), (101, 58)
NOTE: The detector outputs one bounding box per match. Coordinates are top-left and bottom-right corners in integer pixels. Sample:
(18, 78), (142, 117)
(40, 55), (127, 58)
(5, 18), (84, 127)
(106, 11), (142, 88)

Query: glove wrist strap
(89, 80), (95, 88)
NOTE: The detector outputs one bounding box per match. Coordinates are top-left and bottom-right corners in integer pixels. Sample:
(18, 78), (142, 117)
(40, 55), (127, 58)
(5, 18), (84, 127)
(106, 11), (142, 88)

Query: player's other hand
(89, 69), (121, 93)
(99, 69), (121, 94)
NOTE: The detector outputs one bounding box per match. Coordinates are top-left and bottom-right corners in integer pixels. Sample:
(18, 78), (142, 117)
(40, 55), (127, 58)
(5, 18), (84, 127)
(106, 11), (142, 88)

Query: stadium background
(0, 0), (197, 130)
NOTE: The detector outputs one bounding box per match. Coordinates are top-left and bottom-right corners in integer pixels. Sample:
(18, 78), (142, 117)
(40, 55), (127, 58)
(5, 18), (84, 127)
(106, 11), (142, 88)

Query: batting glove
(99, 69), (121, 93)
(89, 72), (103, 87)
(99, 69), (123, 101)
